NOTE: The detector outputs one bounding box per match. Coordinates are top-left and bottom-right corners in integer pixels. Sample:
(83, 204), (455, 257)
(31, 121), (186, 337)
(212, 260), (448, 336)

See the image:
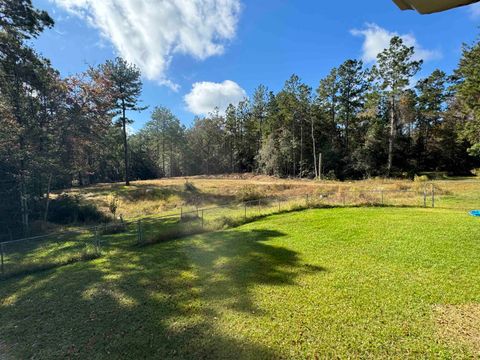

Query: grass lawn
(1, 207), (480, 358)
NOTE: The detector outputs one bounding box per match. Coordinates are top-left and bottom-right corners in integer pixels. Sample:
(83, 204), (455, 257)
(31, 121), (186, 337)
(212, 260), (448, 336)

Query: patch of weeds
(124, 188), (175, 202)
(216, 216), (244, 229)
(267, 184), (293, 192)
(393, 183), (411, 191)
(414, 175), (430, 182)
(143, 224), (205, 245)
(101, 222), (127, 235)
(184, 179), (198, 192)
(433, 185), (453, 196)
(180, 212), (201, 222)
(236, 185), (264, 202)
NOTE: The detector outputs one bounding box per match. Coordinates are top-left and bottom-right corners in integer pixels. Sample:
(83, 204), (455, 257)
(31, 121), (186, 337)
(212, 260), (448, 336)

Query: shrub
(184, 180), (198, 192)
(414, 175), (429, 183)
(48, 194), (109, 224)
(217, 216), (242, 229)
(236, 185), (264, 202)
(108, 194), (120, 219)
(180, 212), (200, 222)
(324, 170), (337, 181)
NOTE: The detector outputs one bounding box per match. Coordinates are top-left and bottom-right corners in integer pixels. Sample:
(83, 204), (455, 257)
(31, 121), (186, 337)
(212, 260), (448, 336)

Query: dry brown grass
(434, 304), (480, 355)
(60, 174), (480, 220)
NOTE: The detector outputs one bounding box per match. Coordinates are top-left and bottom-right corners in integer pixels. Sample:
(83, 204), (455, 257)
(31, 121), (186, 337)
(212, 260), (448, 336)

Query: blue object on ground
(470, 210), (480, 217)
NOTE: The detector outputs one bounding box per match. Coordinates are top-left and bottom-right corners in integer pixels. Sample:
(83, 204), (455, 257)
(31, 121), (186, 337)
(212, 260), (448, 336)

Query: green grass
(0, 197), (314, 278)
(1, 207), (480, 358)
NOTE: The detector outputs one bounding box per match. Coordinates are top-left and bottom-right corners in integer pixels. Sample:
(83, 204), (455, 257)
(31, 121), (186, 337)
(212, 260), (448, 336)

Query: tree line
(1, 1), (479, 236)
(137, 37), (480, 179)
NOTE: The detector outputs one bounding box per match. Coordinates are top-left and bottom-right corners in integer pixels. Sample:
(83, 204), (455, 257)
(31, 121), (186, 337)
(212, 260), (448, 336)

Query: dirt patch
(434, 304), (480, 354)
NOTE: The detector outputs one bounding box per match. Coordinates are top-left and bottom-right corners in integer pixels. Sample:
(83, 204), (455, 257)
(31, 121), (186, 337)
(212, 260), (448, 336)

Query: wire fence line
(0, 188), (440, 280)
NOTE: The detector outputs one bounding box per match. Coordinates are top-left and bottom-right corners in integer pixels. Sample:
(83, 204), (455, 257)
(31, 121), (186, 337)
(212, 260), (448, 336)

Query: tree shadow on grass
(0, 228), (325, 359)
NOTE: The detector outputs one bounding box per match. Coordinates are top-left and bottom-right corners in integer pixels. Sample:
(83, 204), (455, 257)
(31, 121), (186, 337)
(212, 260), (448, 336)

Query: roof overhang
(393, 0), (479, 14)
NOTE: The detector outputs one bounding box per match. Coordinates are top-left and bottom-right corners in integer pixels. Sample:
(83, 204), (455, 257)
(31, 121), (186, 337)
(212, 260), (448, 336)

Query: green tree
(373, 36), (422, 176)
(142, 106), (185, 177)
(315, 68), (340, 178)
(0, 0), (53, 39)
(337, 59), (368, 153)
(455, 38), (480, 157)
(96, 57), (145, 186)
(0, 0), (56, 234)
(415, 70), (448, 168)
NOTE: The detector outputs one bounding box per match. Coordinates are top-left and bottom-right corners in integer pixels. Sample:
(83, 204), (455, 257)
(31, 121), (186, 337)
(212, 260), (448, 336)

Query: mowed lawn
(1, 208), (480, 359)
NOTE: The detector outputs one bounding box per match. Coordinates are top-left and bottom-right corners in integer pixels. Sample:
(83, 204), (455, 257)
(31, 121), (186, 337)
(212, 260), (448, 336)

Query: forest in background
(1, 1), (480, 236)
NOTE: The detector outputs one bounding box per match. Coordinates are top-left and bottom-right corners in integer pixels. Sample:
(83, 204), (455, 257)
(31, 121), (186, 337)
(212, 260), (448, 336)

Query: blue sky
(32, 0), (480, 129)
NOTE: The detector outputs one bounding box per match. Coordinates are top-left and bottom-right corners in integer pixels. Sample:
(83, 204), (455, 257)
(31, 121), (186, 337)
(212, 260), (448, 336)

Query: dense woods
(1, 1), (480, 236)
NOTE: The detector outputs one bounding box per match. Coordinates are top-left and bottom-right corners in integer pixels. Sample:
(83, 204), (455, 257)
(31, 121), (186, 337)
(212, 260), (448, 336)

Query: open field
(2, 207), (480, 358)
(63, 175), (480, 219)
(2, 175), (479, 279)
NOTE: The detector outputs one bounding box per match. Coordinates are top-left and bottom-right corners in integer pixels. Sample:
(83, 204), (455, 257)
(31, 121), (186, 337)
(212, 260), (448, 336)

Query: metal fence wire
(0, 188), (438, 279)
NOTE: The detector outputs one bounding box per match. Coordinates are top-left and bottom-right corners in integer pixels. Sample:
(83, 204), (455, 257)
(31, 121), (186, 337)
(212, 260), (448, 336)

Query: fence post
(0, 243), (4, 275)
(201, 210), (204, 229)
(423, 187), (427, 208)
(278, 200), (281, 212)
(381, 191), (384, 206)
(180, 207), (183, 220)
(432, 183), (435, 208)
(244, 203), (247, 221)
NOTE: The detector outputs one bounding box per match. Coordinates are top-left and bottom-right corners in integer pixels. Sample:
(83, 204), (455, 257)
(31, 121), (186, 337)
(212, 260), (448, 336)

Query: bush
(323, 170), (337, 181)
(236, 185), (264, 202)
(108, 194), (120, 219)
(184, 180), (198, 192)
(217, 216), (242, 229)
(414, 175), (430, 183)
(48, 194), (109, 224)
(180, 212), (200, 222)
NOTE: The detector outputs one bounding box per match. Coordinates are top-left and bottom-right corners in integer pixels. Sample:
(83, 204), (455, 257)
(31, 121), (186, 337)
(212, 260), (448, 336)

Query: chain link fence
(0, 188), (438, 279)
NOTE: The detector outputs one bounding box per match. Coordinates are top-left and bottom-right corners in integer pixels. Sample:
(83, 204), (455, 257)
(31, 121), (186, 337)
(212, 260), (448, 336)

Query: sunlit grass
(6, 177), (480, 279)
(1, 207), (480, 358)
(61, 176), (480, 220)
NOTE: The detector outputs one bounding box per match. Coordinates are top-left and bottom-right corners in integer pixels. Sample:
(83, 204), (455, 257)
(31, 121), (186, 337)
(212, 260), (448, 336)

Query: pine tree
(455, 38), (480, 157)
(373, 36), (422, 176)
(96, 57), (145, 185)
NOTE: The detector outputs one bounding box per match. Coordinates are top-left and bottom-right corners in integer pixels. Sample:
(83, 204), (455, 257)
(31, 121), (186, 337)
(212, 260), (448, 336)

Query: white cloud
(351, 23), (441, 63)
(184, 80), (247, 116)
(469, 2), (480, 18)
(51, 0), (242, 90)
